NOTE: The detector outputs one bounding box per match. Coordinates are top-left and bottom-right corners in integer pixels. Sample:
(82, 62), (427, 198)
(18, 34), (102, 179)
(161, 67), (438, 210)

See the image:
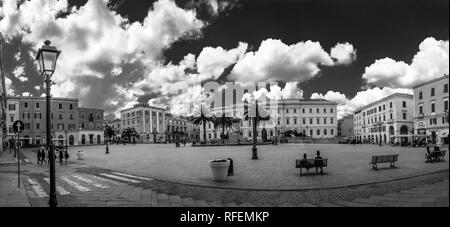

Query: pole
(46, 75), (57, 207)
(17, 132), (20, 188)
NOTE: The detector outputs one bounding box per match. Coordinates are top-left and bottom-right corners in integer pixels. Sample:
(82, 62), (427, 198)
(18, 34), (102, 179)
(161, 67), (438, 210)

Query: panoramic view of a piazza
(0, 0), (448, 210)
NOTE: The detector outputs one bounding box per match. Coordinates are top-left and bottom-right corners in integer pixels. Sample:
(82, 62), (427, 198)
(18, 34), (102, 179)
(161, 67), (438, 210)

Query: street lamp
(36, 40), (61, 208)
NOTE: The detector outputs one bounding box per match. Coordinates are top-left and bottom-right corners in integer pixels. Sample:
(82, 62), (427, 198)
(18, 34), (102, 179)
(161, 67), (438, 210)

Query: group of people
(175, 140), (186, 148)
(37, 146), (69, 166)
(300, 150), (325, 174)
(2, 138), (22, 158)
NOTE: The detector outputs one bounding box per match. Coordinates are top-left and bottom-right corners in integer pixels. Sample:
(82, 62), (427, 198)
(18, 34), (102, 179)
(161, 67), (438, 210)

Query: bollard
(227, 158), (234, 176)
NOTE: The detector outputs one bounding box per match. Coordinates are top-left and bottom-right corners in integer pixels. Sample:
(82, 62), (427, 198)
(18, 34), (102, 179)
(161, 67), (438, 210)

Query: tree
(192, 105), (213, 144)
(212, 112), (235, 144)
(104, 124), (115, 154)
(122, 127), (138, 144)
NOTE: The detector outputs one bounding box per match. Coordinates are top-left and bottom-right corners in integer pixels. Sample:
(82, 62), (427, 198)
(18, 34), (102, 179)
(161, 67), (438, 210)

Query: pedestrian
(59, 149), (64, 166)
(41, 147), (48, 165)
(37, 148), (42, 165)
(64, 150), (70, 166)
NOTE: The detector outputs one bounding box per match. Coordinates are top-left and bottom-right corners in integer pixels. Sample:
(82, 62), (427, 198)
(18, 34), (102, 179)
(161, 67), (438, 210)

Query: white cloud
(330, 42), (357, 65)
(5, 77), (15, 95)
(196, 42), (247, 80)
(312, 87), (413, 119)
(111, 66), (123, 76)
(311, 90), (347, 105)
(0, 0), (208, 115)
(363, 37), (449, 88)
(228, 39), (350, 82)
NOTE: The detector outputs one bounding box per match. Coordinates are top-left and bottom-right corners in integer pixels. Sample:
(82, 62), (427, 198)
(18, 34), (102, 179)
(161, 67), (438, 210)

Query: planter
(77, 151), (86, 160)
(209, 159), (230, 182)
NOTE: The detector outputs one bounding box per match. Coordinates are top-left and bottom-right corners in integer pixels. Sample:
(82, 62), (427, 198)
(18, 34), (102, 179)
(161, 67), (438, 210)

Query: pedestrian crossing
(25, 172), (153, 198)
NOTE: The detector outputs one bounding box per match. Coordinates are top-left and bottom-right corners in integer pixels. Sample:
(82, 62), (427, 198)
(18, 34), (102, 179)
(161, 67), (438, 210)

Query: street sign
(13, 120), (24, 133)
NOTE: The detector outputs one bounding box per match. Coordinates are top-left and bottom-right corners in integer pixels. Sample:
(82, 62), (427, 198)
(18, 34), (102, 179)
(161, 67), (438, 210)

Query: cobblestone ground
(1, 145), (448, 207)
(57, 144), (449, 190)
(1, 163), (448, 207)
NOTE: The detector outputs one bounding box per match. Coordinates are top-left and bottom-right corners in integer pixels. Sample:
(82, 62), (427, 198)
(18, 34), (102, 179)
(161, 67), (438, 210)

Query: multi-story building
(120, 103), (167, 143)
(6, 96), (79, 147)
(353, 93), (414, 145)
(338, 115), (354, 137)
(108, 119), (122, 135)
(413, 75), (449, 145)
(165, 114), (199, 143)
(200, 99), (338, 142)
(79, 108), (104, 145)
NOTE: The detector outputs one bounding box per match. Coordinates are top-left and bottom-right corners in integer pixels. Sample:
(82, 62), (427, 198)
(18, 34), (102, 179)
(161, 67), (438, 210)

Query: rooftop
(354, 93), (413, 113)
(413, 74), (449, 89)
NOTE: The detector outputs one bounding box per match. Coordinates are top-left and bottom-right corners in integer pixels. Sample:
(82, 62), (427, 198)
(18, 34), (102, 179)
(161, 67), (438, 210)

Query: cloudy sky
(0, 0), (448, 119)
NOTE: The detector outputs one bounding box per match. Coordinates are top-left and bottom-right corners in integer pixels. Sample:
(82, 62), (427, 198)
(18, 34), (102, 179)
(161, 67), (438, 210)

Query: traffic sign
(13, 120), (24, 133)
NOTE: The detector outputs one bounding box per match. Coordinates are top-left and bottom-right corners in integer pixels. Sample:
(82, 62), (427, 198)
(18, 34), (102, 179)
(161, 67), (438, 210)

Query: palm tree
(122, 127), (138, 144)
(244, 99), (270, 160)
(104, 124), (115, 154)
(192, 105), (213, 144)
(213, 112), (235, 144)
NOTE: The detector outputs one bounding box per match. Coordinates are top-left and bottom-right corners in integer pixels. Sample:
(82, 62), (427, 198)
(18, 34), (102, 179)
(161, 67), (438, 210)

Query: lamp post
(36, 40), (61, 208)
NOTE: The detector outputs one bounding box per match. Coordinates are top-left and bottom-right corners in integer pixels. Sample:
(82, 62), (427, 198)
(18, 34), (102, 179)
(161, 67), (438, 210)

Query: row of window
(418, 83), (449, 99)
(429, 117), (449, 126)
(8, 123), (78, 133)
(8, 102), (75, 111)
(125, 111), (163, 118)
(356, 112), (408, 127)
(279, 108), (335, 114)
(362, 101), (407, 117)
(123, 120), (163, 127)
(281, 118), (335, 126)
(418, 100), (449, 115)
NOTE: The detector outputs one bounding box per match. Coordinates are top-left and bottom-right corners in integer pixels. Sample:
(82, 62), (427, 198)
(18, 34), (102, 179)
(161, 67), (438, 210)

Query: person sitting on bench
(300, 153), (310, 173)
(314, 150), (324, 174)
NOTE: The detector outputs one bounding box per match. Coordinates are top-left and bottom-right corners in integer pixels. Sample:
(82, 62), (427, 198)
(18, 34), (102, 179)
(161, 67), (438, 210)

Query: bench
(425, 150), (447, 163)
(369, 154), (399, 170)
(295, 158), (328, 176)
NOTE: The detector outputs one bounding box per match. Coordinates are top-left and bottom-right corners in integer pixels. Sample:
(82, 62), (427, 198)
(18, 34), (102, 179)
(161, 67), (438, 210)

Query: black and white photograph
(0, 0), (448, 217)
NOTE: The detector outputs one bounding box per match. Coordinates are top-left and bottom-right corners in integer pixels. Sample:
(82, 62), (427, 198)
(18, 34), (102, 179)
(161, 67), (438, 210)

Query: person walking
(40, 147), (48, 165)
(59, 148), (64, 166)
(64, 150), (70, 166)
(37, 148), (42, 165)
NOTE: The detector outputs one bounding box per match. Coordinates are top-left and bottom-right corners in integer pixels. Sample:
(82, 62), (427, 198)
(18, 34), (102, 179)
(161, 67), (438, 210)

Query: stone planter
(209, 159), (230, 182)
(77, 151), (86, 160)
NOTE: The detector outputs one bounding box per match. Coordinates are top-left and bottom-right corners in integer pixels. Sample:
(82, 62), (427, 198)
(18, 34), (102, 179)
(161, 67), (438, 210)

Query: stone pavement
(1, 162), (448, 207)
(1, 146), (449, 207)
(0, 171), (31, 207)
(60, 144), (449, 190)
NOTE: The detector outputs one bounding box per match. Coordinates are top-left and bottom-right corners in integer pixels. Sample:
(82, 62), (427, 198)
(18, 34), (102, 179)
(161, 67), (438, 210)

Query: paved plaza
(60, 143), (449, 190)
(1, 143), (449, 207)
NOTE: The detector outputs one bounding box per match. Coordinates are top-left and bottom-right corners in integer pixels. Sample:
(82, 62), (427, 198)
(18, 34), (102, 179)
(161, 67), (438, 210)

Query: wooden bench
(369, 154), (399, 170)
(425, 150), (447, 163)
(295, 158), (328, 176)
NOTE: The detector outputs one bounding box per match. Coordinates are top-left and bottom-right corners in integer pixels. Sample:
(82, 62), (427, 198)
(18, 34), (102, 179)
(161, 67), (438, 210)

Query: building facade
(6, 96), (79, 147)
(79, 108), (104, 145)
(200, 99), (338, 142)
(353, 93), (414, 145)
(338, 115), (354, 137)
(120, 103), (166, 143)
(165, 114), (199, 143)
(413, 75), (449, 145)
